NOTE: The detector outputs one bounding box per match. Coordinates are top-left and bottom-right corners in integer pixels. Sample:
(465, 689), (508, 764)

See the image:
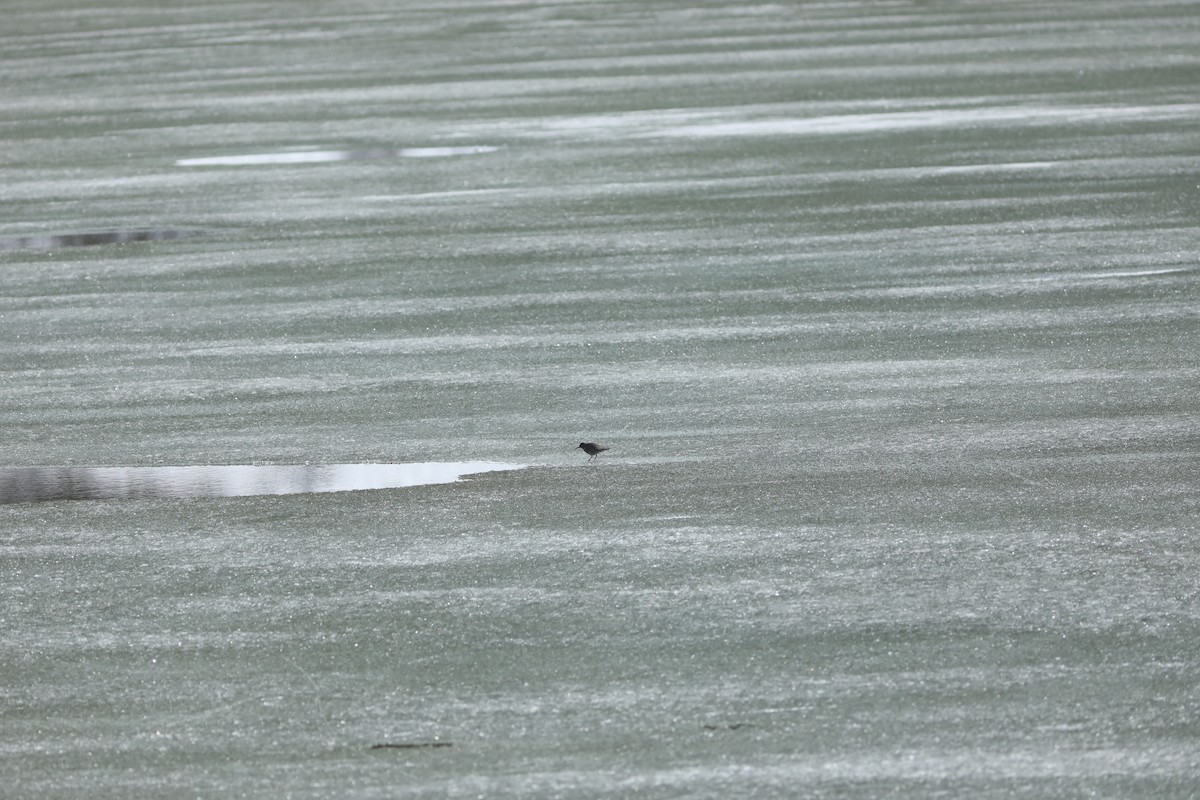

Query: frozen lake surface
(2, 1), (1198, 797)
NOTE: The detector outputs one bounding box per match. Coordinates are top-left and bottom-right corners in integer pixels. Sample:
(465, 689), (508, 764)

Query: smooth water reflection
(0, 462), (525, 504)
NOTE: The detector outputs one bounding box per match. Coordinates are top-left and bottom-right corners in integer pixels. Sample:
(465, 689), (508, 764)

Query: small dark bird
(578, 442), (609, 461)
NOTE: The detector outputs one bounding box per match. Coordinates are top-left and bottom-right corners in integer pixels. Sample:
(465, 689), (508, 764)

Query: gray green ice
(2, 1), (1198, 797)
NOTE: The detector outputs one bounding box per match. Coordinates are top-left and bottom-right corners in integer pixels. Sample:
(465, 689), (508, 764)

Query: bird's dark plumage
(578, 442), (609, 461)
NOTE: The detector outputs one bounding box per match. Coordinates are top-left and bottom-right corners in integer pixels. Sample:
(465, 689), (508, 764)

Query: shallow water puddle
(176, 146), (499, 166)
(0, 462), (525, 504)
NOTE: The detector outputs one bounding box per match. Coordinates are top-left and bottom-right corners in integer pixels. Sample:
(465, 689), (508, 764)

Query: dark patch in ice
(0, 229), (202, 251)
(370, 742), (452, 750)
(0, 462), (524, 504)
(702, 723), (753, 731)
(176, 146), (499, 167)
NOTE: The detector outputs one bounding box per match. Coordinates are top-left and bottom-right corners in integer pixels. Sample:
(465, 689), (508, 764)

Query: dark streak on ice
(0, 229), (202, 250)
